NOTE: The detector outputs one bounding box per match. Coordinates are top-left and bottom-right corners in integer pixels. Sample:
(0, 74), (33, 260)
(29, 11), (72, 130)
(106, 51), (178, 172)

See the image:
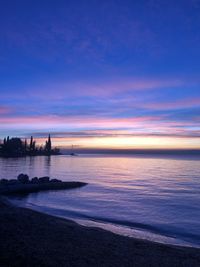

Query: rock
(39, 176), (50, 183)
(51, 179), (62, 183)
(0, 179), (8, 185)
(8, 179), (19, 184)
(31, 177), (39, 184)
(17, 173), (29, 184)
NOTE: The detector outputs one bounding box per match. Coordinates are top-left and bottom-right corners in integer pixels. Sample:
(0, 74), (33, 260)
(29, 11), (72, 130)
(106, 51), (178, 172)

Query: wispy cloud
(29, 129), (200, 139)
(140, 97), (200, 110)
(1, 1), (161, 63)
(0, 106), (12, 115)
(0, 113), (199, 139)
(1, 76), (186, 102)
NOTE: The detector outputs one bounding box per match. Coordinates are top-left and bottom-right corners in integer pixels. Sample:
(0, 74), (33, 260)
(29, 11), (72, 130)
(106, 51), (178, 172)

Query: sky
(0, 0), (200, 149)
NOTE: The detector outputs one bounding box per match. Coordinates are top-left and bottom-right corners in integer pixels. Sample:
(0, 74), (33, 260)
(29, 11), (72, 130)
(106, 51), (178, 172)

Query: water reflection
(1, 154), (200, 247)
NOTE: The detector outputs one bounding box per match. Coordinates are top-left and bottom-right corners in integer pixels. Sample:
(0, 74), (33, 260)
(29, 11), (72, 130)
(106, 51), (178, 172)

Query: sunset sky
(0, 0), (200, 149)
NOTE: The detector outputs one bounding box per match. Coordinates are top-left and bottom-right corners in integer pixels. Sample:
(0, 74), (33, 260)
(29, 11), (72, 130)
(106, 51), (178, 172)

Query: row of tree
(0, 135), (60, 157)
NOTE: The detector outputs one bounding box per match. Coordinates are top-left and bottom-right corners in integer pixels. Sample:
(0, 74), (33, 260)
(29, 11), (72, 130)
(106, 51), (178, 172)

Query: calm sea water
(1, 154), (200, 247)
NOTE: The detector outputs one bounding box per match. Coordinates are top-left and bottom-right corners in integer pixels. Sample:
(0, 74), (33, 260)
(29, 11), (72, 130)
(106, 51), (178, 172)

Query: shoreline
(0, 197), (200, 266)
(11, 197), (198, 249)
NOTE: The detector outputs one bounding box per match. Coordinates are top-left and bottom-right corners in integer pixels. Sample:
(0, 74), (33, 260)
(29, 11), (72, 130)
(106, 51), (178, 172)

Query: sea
(1, 154), (200, 248)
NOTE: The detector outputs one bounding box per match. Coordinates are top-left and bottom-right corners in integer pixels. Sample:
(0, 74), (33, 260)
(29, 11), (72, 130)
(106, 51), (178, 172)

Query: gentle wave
(1, 154), (200, 247)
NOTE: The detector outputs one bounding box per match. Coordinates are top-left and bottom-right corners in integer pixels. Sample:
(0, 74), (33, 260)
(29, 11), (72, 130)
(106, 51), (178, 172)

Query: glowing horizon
(38, 136), (200, 150)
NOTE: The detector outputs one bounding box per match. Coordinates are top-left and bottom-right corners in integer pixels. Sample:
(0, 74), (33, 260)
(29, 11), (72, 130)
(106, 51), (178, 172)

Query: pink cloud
(1, 114), (199, 147)
(142, 97), (200, 110)
(8, 77), (185, 101)
(0, 113), (197, 133)
(0, 114), (158, 127)
(0, 106), (12, 115)
(33, 128), (200, 139)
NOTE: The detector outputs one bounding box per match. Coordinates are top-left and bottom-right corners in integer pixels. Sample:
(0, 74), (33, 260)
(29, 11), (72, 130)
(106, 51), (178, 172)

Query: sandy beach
(0, 197), (200, 267)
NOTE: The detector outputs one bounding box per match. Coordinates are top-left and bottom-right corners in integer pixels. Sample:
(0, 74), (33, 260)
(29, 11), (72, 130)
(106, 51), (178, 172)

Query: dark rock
(31, 177), (39, 184)
(0, 179), (8, 185)
(51, 179), (62, 183)
(8, 179), (19, 185)
(0, 181), (87, 195)
(17, 174), (29, 184)
(39, 176), (50, 183)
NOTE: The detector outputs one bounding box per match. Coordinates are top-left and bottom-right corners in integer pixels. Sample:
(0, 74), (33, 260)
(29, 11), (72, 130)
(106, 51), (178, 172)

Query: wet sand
(0, 198), (200, 267)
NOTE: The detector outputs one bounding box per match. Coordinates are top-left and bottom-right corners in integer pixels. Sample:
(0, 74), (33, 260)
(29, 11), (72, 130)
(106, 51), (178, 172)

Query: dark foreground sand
(0, 199), (200, 267)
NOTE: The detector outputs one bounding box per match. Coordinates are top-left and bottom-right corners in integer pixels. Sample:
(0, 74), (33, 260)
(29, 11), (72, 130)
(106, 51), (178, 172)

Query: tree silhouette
(45, 134), (52, 155)
(24, 139), (27, 153)
(0, 134), (60, 157)
(1, 137), (23, 156)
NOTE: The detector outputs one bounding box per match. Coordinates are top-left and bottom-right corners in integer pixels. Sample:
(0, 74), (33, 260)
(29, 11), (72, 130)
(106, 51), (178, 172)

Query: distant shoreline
(0, 135), (61, 158)
(62, 148), (200, 156)
(0, 153), (62, 158)
(1, 149), (200, 158)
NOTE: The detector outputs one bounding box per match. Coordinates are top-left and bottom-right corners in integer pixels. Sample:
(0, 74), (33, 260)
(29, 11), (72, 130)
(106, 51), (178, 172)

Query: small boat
(70, 145), (78, 156)
(70, 153), (78, 156)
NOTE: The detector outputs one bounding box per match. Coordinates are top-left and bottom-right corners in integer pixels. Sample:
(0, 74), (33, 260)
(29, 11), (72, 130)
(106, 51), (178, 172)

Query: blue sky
(0, 0), (200, 148)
